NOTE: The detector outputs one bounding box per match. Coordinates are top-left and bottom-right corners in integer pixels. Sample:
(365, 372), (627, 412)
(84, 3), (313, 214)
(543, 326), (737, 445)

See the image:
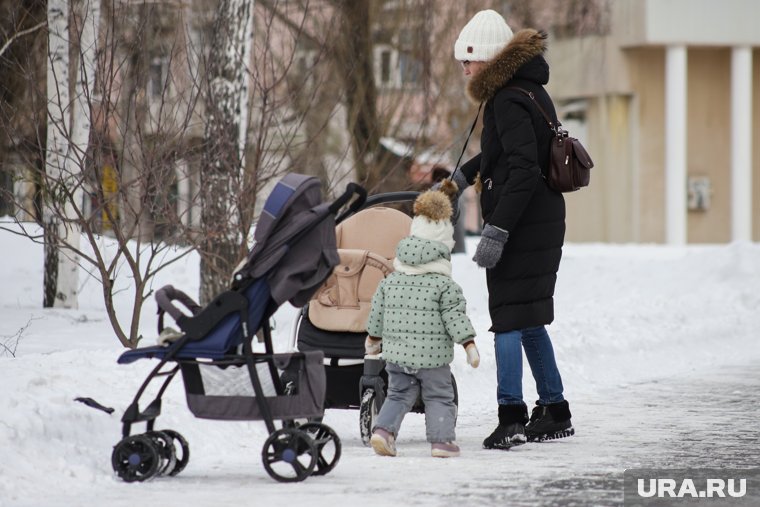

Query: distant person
(448, 9), (574, 449)
(365, 183), (480, 458)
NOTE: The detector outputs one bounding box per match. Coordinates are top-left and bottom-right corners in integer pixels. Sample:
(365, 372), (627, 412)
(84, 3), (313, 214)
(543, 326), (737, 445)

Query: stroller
(289, 191), (458, 445)
(111, 173), (366, 483)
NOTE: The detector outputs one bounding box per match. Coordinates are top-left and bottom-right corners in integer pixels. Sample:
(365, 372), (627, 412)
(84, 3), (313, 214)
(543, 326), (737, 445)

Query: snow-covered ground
(1, 223), (759, 507)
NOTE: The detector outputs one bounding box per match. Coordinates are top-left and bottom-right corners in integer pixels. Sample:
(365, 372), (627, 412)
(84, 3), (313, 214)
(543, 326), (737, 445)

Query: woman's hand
(473, 224), (509, 268)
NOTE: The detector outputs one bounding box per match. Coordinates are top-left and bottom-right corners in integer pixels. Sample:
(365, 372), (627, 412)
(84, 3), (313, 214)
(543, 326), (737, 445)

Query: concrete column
(731, 46), (753, 242)
(665, 45), (688, 245)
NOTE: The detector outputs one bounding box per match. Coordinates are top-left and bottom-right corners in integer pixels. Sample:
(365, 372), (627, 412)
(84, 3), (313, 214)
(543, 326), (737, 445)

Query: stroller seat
(291, 191), (460, 445)
(117, 279), (270, 364)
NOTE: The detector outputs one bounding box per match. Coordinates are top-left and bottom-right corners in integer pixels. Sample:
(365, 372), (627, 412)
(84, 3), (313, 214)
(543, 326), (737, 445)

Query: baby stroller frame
(289, 191), (458, 445)
(111, 174), (366, 483)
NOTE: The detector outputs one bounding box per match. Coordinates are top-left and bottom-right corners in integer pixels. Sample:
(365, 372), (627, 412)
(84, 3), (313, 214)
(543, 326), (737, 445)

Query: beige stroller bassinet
(289, 192), (458, 444)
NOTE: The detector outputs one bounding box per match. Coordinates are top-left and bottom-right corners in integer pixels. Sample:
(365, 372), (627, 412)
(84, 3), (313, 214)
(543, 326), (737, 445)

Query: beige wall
(564, 45), (759, 244)
(551, 0), (760, 244)
(686, 48), (731, 243)
(627, 48), (666, 243)
(565, 95), (635, 242)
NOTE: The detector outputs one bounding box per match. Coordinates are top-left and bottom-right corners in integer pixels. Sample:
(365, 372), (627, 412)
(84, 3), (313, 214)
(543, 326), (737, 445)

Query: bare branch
(0, 316), (41, 358)
(0, 20), (47, 59)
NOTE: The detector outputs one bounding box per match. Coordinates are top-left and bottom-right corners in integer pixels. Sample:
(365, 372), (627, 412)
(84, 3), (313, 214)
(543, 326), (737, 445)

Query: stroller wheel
(359, 388), (379, 446)
(261, 428), (317, 482)
(111, 434), (161, 482)
(160, 429), (190, 476)
(297, 422), (341, 476)
(145, 431), (177, 476)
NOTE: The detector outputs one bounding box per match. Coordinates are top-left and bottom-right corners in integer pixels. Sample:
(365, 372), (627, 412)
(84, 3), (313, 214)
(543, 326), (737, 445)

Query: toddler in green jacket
(365, 181), (479, 458)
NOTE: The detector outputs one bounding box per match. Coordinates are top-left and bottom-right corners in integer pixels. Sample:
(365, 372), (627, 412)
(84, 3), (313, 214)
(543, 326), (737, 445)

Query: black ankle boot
(525, 400), (574, 442)
(483, 404), (528, 450)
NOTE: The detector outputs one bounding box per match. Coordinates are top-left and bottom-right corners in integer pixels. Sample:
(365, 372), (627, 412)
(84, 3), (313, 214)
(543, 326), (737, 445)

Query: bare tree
(1, 0), (347, 347)
(1, 1), (207, 348)
(256, 0), (454, 195)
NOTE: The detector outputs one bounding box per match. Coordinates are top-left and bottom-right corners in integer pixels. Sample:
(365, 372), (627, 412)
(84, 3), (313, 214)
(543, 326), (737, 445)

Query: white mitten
(464, 341), (480, 368)
(365, 336), (382, 356)
(157, 327), (184, 346)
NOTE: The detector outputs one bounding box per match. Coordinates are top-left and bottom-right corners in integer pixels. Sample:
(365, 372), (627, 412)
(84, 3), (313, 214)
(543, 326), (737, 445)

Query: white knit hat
(454, 9), (513, 62)
(410, 215), (455, 251)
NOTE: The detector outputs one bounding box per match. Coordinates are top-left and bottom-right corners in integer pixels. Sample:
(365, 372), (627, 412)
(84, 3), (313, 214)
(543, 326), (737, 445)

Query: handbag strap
(449, 101), (483, 181)
(507, 86), (561, 133)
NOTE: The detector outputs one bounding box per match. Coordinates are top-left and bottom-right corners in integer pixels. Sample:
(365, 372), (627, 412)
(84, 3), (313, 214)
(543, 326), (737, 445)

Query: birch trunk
(44, 0), (72, 308)
(199, 0), (254, 304)
(43, 0), (101, 309)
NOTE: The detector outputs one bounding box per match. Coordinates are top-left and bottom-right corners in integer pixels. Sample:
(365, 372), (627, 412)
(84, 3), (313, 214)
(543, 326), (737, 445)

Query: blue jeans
(494, 326), (565, 406)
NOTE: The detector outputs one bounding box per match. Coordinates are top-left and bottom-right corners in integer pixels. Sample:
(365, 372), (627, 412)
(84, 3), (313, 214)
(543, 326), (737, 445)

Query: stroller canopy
(235, 173), (340, 307)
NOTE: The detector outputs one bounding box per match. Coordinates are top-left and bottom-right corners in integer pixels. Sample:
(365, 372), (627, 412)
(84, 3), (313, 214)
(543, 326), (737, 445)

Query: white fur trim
(393, 257), (452, 277)
(410, 216), (455, 251)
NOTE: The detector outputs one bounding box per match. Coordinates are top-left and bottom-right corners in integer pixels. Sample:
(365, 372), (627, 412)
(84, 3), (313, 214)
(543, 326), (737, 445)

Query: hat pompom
(413, 189), (453, 222)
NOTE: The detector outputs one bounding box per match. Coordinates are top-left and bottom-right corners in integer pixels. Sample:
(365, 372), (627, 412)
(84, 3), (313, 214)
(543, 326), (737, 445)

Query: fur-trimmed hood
(466, 29), (548, 104)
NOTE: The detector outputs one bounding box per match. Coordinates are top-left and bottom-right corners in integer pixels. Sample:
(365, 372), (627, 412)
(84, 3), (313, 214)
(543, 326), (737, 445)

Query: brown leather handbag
(509, 87), (594, 193)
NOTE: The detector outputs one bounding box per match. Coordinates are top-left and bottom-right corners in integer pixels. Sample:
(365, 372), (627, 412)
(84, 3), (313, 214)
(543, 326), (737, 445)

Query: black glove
(473, 224), (509, 269)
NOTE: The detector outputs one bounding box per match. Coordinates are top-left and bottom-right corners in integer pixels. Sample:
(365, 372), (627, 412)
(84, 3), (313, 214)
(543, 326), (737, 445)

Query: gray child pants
(373, 362), (456, 443)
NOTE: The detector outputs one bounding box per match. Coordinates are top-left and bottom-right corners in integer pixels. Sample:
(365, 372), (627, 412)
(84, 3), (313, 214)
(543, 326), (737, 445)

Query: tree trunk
(199, 0), (254, 304)
(43, 0), (101, 309)
(44, 0), (74, 308)
(336, 0), (380, 188)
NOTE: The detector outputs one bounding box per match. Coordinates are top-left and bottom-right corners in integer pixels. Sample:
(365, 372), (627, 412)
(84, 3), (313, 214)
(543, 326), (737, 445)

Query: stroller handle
(155, 285), (202, 332)
(329, 183), (367, 216)
(362, 191), (419, 209)
(335, 190), (420, 224)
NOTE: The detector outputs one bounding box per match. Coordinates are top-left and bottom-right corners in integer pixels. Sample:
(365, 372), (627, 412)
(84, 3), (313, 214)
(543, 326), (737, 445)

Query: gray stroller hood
(235, 173), (340, 307)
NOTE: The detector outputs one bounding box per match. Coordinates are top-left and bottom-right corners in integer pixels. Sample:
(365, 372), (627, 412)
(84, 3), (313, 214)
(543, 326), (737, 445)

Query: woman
(450, 9), (574, 450)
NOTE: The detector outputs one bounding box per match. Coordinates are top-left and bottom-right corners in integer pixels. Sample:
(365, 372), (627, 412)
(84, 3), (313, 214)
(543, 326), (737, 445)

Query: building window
(398, 52), (421, 85)
(374, 28), (424, 89)
(397, 28), (422, 86)
(294, 49), (318, 89)
(380, 49), (392, 84)
(149, 57), (169, 99)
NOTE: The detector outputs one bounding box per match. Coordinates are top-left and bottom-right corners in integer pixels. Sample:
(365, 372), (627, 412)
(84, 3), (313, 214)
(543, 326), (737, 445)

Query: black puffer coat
(460, 29), (565, 332)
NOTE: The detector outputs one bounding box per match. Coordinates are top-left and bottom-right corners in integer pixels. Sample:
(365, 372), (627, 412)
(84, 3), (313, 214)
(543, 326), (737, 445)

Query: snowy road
(33, 359), (755, 507)
(314, 361), (760, 507)
(482, 362), (760, 507)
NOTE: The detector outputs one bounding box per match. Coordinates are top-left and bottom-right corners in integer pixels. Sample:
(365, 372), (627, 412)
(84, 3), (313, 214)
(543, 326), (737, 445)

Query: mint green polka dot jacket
(365, 236), (476, 369)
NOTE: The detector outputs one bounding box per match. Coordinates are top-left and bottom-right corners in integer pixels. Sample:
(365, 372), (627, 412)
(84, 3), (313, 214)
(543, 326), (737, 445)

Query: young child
(365, 181), (479, 458)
